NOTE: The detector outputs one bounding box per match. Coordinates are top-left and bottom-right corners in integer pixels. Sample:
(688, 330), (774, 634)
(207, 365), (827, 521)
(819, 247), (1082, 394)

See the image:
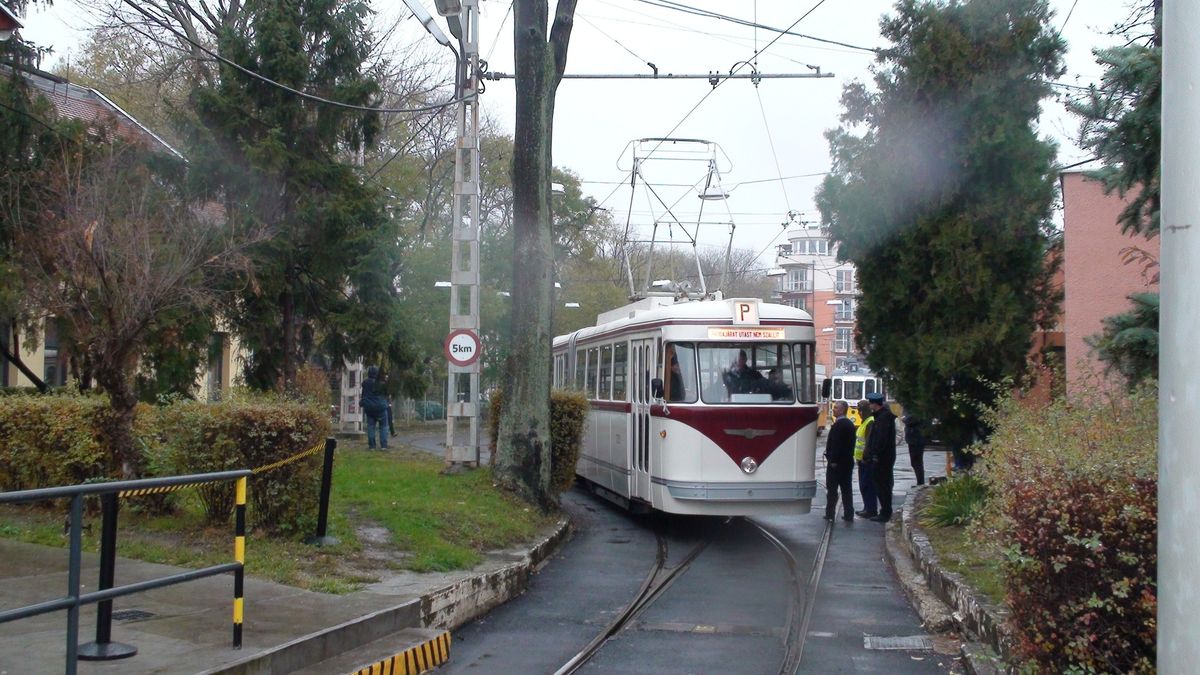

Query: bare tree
(13, 134), (258, 477)
(495, 0), (578, 507)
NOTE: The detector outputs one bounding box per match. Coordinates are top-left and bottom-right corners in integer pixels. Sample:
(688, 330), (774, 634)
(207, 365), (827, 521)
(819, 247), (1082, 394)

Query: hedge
(488, 388), (589, 499)
(974, 384), (1157, 673)
(0, 393), (330, 537)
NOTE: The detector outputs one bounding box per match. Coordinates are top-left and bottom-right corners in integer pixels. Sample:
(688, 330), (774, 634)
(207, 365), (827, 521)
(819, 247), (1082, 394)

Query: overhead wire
(119, 0), (467, 115)
(578, 14), (658, 73)
(484, 2), (514, 64)
(629, 0), (878, 54)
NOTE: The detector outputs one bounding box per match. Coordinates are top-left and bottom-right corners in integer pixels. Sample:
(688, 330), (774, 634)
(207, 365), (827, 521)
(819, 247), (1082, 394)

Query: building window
(834, 327), (853, 352)
(834, 298), (855, 321)
(801, 239), (829, 255)
(791, 297), (808, 312)
(786, 268), (811, 292)
(836, 269), (855, 294)
(777, 243), (793, 256)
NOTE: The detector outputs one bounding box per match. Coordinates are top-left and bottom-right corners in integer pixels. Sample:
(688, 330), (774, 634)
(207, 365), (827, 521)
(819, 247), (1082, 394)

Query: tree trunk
(496, 0), (576, 508)
(92, 361), (141, 479)
(280, 280), (297, 393)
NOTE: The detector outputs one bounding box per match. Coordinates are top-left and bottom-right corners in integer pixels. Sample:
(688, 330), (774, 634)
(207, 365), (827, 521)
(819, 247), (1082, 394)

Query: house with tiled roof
(1, 67), (236, 401)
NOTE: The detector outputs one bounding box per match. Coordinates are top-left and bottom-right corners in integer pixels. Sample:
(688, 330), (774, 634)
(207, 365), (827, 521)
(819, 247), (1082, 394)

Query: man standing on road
(903, 414), (926, 485)
(360, 366), (389, 450)
(865, 392), (897, 522)
(824, 401), (857, 521)
(854, 399), (878, 519)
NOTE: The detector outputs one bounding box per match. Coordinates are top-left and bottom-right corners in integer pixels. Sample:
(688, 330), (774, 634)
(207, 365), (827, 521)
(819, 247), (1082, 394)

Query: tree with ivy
(1070, 1), (1160, 387)
(815, 0), (1065, 444)
(184, 0), (417, 393)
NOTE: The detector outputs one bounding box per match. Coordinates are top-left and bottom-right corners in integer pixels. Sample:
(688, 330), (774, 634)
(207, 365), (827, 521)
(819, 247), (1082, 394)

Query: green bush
(0, 393), (118, 490)
(974, 384), (1157, 673)
(487, 388), (589, 498)
(155, 398), (331, 536)
(547, 390), (588, 497)
(921, 473), (987, 527)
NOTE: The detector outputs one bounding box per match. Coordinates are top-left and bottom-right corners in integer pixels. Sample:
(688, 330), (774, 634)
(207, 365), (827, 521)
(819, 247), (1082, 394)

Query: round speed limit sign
(444, 329), (482, 367)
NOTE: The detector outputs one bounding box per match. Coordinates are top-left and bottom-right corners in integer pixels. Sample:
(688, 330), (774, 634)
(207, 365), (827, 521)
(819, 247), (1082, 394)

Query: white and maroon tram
(552, 297), (819, 516)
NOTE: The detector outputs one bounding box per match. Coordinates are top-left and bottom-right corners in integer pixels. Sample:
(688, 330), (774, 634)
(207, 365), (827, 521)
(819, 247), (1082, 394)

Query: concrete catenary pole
(445, 0), (482, 467)
(1159, 1), (1199, 667)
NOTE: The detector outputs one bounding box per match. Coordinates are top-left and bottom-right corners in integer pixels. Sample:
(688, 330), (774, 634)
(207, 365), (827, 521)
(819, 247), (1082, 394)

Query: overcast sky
(23, 0), (1132, 267)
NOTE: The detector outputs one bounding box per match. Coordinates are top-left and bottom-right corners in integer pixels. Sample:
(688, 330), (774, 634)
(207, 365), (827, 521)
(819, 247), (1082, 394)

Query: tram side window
(574, 350), (586, 391)
(599, 345), (613, 400)
(865, 379), (877, 396)
(586, 347), (599, 398)
(553, 355), (563, 388)
(833, 379), (843, 401)
(794, 342), (815, 403)
(663, 343), (697, 403)
(613, 343), (628, 401)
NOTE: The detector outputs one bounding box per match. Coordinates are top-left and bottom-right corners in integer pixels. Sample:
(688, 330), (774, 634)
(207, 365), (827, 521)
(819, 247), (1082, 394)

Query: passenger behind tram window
(767, 367), (793, 400)
(666, 354), (686, 401)
(724, 349), (764, 395)
(663, 343), (697, 403)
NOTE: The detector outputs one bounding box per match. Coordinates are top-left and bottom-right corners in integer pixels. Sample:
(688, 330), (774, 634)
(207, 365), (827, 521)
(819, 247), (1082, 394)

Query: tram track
(553, 515), (833, 675)
(748, 518), (833, 674)
(553, 523), (720, 675)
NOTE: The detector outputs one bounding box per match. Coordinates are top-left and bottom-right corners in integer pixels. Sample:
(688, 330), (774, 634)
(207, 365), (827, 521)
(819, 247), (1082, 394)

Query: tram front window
(698, 343), (796, 404)
(843, 380), (864, 401)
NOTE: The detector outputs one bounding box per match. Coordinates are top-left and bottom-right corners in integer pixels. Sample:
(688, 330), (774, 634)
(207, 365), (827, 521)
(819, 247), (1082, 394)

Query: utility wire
(754, 86), (791, 212)
(630, 0), (878, 54)
(578, 14), (658, 74)
(120, 0), (467, 115)
(484, 2), (514, 64)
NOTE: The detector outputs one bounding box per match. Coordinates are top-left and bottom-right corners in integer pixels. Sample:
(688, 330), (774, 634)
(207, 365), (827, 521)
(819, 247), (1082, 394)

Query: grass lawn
(920, 520), (1007, 607)
(0, 437), (555, 593)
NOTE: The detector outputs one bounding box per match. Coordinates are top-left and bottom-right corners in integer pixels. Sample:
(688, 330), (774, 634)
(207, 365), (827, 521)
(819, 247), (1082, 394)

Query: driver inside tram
(724, 349), (764, 395)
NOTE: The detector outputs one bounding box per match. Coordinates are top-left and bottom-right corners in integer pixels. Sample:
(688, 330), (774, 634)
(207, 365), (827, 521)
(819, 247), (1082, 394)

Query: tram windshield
(693, 342), (801, 404)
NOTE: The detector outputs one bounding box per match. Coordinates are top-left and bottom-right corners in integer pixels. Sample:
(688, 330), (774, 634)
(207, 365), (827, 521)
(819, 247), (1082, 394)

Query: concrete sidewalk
(0, 518), (570, 674)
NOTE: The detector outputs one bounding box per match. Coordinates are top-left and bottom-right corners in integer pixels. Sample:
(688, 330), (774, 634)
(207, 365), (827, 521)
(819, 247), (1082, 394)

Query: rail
(0, 470), (252, 675)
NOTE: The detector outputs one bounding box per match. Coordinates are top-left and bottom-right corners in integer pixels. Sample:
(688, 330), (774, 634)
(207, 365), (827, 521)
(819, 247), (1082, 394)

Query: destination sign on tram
(708, 327), (786, 340)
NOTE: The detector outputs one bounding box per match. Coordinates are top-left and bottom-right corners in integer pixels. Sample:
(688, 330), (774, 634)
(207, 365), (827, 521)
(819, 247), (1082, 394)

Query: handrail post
(306, 438), (339, 546)
(78, 493), (136, 660)
(233, 476), (246, 649)
(65, 495), (82, 675)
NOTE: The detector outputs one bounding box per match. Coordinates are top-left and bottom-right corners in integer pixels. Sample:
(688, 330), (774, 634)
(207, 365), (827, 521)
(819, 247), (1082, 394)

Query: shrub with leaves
(157, 398), (330, 535)
(0, 393), (123, 489)
(921, 473), (988, 527)
(488, 388), (589, 500)
(973, 384), (1157, 673)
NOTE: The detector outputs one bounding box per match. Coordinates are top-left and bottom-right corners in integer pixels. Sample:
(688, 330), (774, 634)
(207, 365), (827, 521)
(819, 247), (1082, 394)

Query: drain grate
(863, 635), (933, 651)
(111, 609), (155, 622)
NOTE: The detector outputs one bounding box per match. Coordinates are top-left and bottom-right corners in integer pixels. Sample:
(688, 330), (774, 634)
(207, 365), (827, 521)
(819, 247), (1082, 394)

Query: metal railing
(0, 470), (252, 675)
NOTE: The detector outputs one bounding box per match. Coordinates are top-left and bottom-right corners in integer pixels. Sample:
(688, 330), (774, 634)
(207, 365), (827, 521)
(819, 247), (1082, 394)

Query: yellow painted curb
(351, 631), (451, 675)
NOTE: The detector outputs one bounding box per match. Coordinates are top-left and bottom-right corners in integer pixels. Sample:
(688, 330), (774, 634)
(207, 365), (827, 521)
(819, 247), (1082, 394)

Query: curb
(202, 516), (573, 675)
(350, 630), (451, 675)
(887, 486), (1014, 673)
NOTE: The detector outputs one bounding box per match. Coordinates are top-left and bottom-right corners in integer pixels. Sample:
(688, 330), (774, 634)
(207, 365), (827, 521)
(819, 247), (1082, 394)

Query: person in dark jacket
(823, 401), (857, 521)
(360, 366), (389, 450)
(903, 414), (926, 485)
(865, 392), (897, 522)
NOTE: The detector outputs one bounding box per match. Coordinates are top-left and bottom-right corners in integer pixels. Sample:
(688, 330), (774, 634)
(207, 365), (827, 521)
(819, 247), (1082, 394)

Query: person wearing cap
(865, 391), (898, 522)
(853, 399), (878, 518)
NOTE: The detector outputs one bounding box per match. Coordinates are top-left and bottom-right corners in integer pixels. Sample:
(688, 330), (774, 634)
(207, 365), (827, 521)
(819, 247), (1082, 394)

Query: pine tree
(186, 0), (414, 391)
(816, 0), (1065, 443)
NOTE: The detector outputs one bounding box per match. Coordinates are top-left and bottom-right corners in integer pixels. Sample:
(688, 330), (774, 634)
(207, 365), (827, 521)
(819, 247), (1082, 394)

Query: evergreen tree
(186, 0), (414, 391)
(816, 0), (1064, 443)
(1070, 2), (1160, 386)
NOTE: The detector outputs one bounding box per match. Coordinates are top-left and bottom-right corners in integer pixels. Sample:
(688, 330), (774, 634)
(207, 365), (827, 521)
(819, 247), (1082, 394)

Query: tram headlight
(740, 457), (758, 475)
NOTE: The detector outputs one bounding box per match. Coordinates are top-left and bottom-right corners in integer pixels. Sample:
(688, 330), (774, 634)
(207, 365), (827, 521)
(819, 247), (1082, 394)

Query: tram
(552, 297), (819, 516)
(821, 369), (887, 427)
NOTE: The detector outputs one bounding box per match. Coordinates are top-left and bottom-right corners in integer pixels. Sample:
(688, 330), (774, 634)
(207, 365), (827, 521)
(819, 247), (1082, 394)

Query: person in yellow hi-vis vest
(853, 399), (879, 518)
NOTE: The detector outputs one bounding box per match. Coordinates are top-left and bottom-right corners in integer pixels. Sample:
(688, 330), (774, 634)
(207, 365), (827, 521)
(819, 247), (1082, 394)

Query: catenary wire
(120, 0), (467, 115)
(630, 0), (878, 54)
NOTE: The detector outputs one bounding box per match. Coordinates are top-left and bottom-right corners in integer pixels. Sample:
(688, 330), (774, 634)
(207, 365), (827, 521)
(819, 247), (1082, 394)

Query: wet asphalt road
(392, 425), (960, 674)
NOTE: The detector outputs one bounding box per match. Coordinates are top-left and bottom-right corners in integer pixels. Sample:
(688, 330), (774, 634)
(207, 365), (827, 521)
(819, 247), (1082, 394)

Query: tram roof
(553, 298), (813, 348)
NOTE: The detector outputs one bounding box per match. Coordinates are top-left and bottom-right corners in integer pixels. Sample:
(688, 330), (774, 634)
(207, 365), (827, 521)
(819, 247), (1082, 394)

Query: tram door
(630, 338), (654, 501)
